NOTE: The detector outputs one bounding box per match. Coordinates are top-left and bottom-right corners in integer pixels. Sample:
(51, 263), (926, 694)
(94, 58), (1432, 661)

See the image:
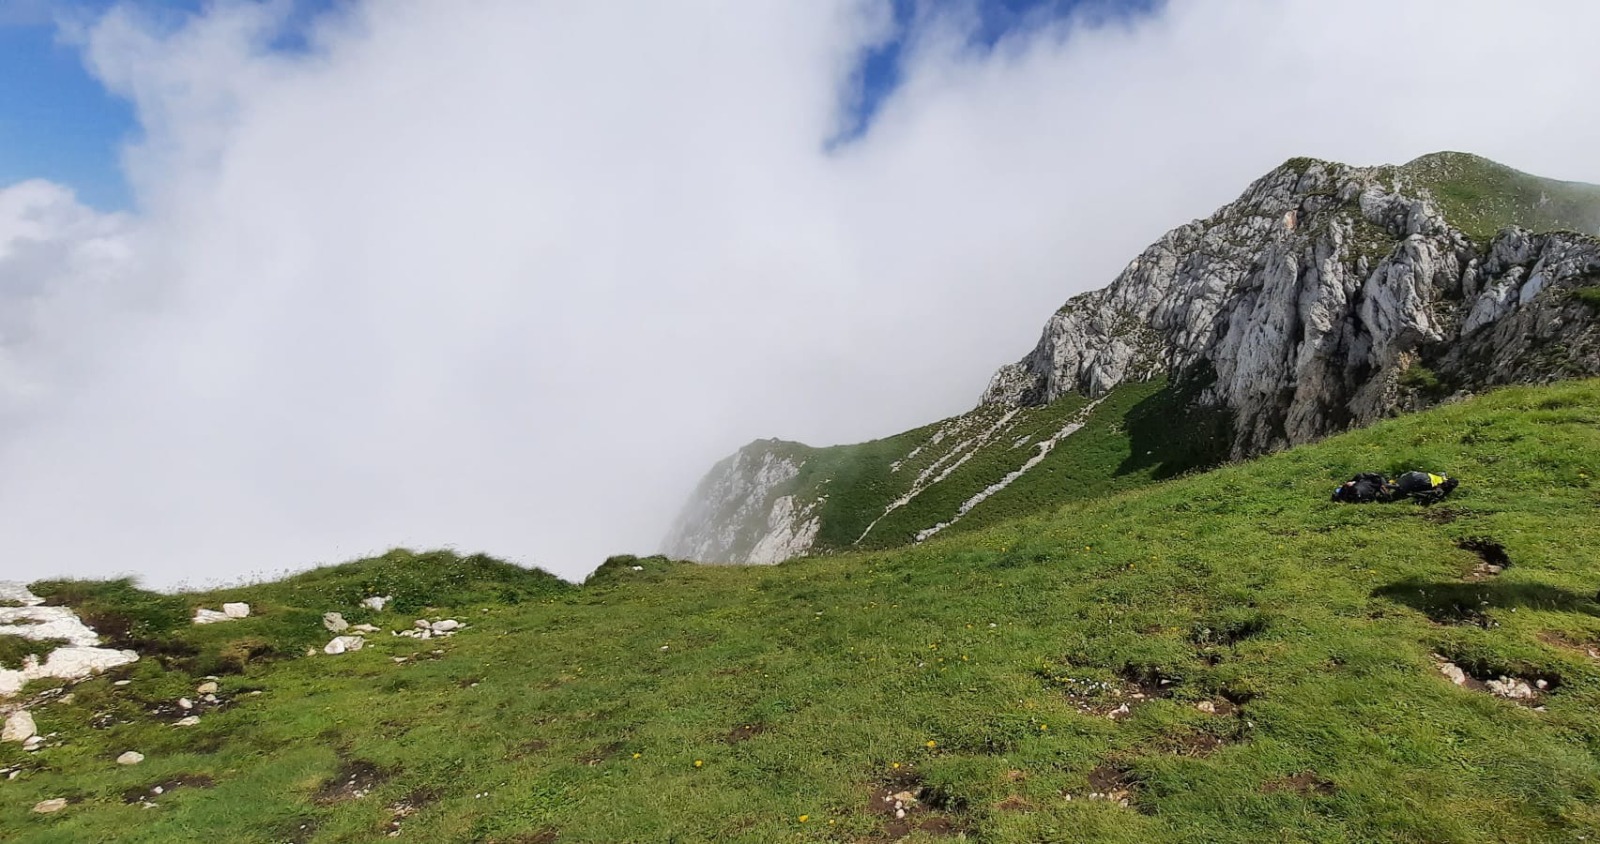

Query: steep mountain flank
(667, 152), (1600, 564)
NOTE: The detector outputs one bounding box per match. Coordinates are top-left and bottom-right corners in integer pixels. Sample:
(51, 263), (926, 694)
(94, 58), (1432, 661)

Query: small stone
(58, 693), (74, 704)
(1196, 701), (1216, 714)
(659, 645), (670, 651)
(414, 619), (431, 630)
(117, 751), (145, 765)
(222, 602), (250, 619)
(350, 624), (381, 634)
(1536, 679), (1549, 690)
(191, 608), (232, 625)
(24, 735), (46, 751)
(1437, 661), (1470, 686)
(113, 680), (131, 687)
(173, 716), (200, 727)
(33, 798), (68, 814)
(323, 612), (349, 633)
(202, 694), (218, 703)
(430, 620), (461, 633)
(196, 681), (219, 695)
(324, 635), (365, 655)
(3, 710), (37, 743)
(630, 565), (644, 571)
(360, 596), (391, 612)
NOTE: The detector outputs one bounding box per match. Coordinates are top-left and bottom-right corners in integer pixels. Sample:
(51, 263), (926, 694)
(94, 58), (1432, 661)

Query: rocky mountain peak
(982, 154), (1600, 457)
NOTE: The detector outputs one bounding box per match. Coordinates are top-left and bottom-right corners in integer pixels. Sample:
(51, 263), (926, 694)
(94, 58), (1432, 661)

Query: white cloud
(1, 0), (1597, 588)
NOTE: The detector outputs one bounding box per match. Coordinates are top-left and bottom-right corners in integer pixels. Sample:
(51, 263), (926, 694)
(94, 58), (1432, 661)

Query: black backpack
(1332, 473), (1392, 503)
(1391, 471), (1459, 505)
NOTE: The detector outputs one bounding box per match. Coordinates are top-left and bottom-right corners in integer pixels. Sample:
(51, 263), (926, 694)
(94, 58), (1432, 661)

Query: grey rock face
(660, 444), (816, 564)
(982, 158), (1600, 457)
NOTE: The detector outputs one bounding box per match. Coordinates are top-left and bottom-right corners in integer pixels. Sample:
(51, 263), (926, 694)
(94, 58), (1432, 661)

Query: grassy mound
(6, 381), (1600, 842)
(1403, 151), (1600, 242)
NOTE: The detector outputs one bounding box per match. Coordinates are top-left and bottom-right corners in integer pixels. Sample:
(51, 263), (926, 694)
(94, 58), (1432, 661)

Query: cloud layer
(2, 0), (1598, 587)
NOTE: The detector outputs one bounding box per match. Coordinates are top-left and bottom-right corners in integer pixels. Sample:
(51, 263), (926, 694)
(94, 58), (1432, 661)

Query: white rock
(196, 681), (219, 695)
(630, 565), (644, 571)
(33, 798), (68, 814)
(24, 734), (45, 751)
(361, 596), (392, 612)
(349, 624), (380, 634)
(323, 612), (349, 633)
(414, 619), (431, 629)
(0, 646), (139, 699)
(2, 710), (36, 742)
(178, 698), (193, 710)
(114, 680), (131, 687)
(324, 635), (365, 655)
(1487, 676), (1537, 700)
(173, 716), (200, 727)
(117, 751), (144, 765)
(1196, 701), (1216, 714)
(1437, 661), (1470, 686)
(192, 608), (233, 625)
(430, 620), (461, 633)
(222, 602), (250, 619)
(0, 582), (45, 607)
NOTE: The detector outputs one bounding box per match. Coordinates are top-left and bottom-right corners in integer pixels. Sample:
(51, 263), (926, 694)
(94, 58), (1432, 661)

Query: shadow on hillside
(1117, 377), (1234, 481)
(1372, 578), (1600, 625)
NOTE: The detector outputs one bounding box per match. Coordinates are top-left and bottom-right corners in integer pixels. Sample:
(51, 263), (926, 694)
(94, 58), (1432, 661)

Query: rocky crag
(666, 152), (1600, 564)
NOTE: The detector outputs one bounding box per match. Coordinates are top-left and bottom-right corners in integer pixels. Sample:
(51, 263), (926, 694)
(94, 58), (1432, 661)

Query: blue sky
(0, 0), (1156, 212)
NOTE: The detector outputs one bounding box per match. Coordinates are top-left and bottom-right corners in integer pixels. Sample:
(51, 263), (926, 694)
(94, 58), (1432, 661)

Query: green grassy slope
(1403, 152), (1600, 242)
(7, 380), (1600, 843)
(689, 379), (1231, 561)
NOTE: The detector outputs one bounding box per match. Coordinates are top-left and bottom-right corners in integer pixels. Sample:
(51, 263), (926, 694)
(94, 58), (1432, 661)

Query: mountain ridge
(665, 152), (1600, 564)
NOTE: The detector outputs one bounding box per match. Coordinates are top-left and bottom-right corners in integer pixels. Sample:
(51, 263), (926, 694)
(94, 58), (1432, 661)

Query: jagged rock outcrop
(983, 154), (1600, 457)
(660, 444), (821, 564)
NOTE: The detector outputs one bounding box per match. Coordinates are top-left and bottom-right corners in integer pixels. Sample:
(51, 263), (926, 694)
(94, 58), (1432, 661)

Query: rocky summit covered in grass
(5, 379), (1600, 842)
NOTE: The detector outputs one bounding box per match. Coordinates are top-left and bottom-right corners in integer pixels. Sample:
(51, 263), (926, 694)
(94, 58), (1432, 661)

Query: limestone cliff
(983, 153), (1600, 457)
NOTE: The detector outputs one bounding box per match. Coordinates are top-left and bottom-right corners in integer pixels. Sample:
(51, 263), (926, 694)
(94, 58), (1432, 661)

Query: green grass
(690, 379), (1231, 561)
(8, 380), (1600, 842)
(0, 636), (70, 670)
(1403, 152), (1600, 243)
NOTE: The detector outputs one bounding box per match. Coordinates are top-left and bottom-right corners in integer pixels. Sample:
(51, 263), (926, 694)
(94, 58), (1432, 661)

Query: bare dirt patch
(864, 771), (964, 841)
(1051, 665), (1178, 721)
(384, 787), (441, 837)
(724, 723), (767, 744)
(1063, 764), (1135, 807)
(1433, 654), (1559, 707)
(1458, 537), (1511, 581)
(314, 759), (391, 804)
(1263, 771), (1336, 796)
(575, 742), (625, 766)
(120, 774), (215, 806)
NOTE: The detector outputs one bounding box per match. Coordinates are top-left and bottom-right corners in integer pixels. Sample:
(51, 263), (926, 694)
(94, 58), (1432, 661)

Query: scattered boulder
(349, 624), (380, 634)
(24, 734), (46, 751)
(323, 613), (349, 633)
(3, 709), (36, 743)
(1437, 661), (1471, 687)
(1487, 677), (1537, 700)
(192, 609), (233, 625)
(431, 620), (461, 634)
(361, 596), (392, 612)
(33, 798), (68, 814)
(196, 681), (219, 695)
(222, 602), (251, 619)
(173, 716), (200, 727)
(117, 751), (145, 766)
(324, 636), (365, 655)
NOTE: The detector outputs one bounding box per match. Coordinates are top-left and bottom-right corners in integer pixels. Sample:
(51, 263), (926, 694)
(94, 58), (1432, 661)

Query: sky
(0, 0), (1598, 589)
